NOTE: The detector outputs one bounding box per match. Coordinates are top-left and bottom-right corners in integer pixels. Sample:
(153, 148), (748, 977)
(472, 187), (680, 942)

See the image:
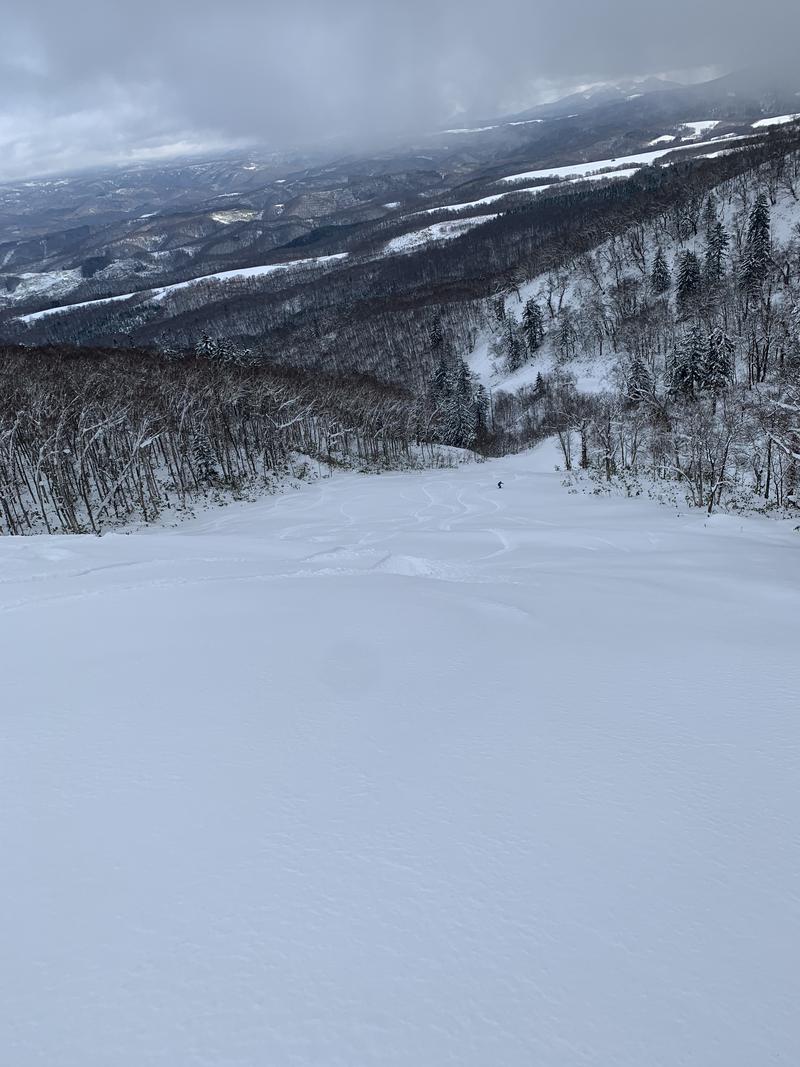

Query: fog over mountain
(1, 0), (798, 178)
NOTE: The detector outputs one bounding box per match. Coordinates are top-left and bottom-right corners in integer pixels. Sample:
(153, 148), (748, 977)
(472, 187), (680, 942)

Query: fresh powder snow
(1, 442), (798, 1066)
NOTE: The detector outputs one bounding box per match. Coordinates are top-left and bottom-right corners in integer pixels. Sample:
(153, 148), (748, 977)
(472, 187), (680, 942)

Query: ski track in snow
(1, 440), (799, 1066)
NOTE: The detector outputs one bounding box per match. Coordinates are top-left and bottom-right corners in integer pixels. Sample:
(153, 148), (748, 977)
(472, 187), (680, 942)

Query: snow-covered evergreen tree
(505, 318), (524, 372)
(704, 222), (729, 285)
(473, 384), (491, 442)
(702, 327), (734, 392)
(443, 359), (478, 447)
(429, 319), (444, 354)
(670, 327), (704, 397)
(741, 193), (772, 296)
(522, 299), (545, 354)
(676, 251), (702, 315)
(651, 247), (671, 295)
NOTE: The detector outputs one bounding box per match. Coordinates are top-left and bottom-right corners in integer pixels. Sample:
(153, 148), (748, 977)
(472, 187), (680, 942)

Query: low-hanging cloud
(1, 0), (798, 180)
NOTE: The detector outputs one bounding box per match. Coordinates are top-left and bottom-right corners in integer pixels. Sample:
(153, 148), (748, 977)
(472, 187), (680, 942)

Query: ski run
(1, 440), (798, 1066)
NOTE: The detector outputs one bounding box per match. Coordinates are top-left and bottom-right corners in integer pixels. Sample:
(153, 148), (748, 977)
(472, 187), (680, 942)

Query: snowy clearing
(497, 135), (752, 184)
(414, 170), (640, 217)
(1, 443), (798, 1066)
(752, 113), (800, 128)
(17, 254), (349, 323)
(384, 214), (499, 253)
(681, 119), (719, 137)
(209, 209), (261, 224)
(0, 267), (83, 308)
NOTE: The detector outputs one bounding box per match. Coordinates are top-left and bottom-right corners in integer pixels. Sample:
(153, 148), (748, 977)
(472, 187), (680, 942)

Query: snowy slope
(18, 254), (349, 323)
(384, 214), (499, 254)
(752, 113), (800, 128)
(414, 169), (640, 218)
(1, 444), (799, 1066)
(497, 135), (748, 184)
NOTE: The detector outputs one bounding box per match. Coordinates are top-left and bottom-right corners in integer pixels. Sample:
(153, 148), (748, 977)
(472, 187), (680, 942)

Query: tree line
(0, 346), (449, 536)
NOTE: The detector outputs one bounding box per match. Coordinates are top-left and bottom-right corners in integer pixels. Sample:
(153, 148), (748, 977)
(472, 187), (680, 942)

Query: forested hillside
(476, 147), (800, 511)
(0, 347), (450, 535)
(2, 122), (800, 530)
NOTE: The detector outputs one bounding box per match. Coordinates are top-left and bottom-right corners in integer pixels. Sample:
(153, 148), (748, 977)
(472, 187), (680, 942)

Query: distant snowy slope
(384, 214), (499, 254)
(413, 170), (640, 218)
(497, 135), (749, 184)
(1, 448), (798, 1066)
(18, 254), (349, 323)
(752, 113), (800, 127)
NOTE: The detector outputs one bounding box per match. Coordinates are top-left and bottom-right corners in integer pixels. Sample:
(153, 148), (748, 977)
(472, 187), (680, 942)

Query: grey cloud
(1, 0), (798, 179)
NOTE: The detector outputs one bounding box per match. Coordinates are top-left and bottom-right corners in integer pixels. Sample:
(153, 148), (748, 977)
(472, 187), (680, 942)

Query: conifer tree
(443, 359), (478, 447)
(670, 327), (704, 397)
(704, 221), (729, 284)
(702, 327), (734, 392)
(522, 299), (545, 354)
(676, 251), (702, 315)
(651, 247), (671, 295)
(741, 193), (771, 296)
(505, 318), (523, 372)
(702, 194), (719, 243)
(473, 384), (491, 442)
(431, 351), (450, 400)
(429, 318), (444, 354)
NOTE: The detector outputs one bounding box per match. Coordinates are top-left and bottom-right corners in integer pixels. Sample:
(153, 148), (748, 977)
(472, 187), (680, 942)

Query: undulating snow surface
(2, 443), (799, 1066)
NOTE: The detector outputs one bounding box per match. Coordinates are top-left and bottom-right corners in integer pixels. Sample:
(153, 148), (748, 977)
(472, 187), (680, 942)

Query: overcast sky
(1, 0), (797, 180)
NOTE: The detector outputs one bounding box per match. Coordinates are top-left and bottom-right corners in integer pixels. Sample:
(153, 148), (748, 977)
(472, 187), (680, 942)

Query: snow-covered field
(2, 443), (798, 1066)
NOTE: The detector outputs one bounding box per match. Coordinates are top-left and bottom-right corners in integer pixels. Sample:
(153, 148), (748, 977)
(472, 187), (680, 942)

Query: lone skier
(497, 481), (503, 489)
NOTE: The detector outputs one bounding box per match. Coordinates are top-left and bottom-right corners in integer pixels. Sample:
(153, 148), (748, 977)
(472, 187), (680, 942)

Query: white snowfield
(414, 169), (640, 218)
(497, 134), (749, 185)
(384, 214), (499, 253)
(2, 442), (799, 1066)
(681, 119), (719, 137)
(752, 113), (800, 128)
(17, 254), (349, 323)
